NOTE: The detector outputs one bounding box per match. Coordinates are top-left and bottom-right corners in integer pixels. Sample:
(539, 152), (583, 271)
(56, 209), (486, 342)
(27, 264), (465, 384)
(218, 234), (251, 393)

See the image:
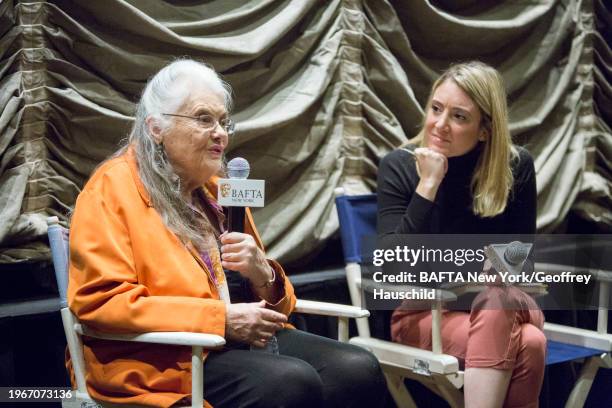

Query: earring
(155, 142), (169, 168)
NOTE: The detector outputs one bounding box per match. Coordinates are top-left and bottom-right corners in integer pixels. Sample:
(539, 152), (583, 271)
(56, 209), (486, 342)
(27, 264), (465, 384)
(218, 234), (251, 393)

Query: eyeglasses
(162, 113), (235, 136)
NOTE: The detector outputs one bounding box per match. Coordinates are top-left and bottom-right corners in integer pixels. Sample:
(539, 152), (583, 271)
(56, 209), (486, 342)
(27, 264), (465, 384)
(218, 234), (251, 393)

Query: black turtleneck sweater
(377, 144), (537, 235)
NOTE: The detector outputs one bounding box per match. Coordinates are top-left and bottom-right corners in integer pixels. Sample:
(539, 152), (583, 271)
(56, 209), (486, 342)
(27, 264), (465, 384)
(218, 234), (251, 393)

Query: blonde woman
(377, 61), (545, 408)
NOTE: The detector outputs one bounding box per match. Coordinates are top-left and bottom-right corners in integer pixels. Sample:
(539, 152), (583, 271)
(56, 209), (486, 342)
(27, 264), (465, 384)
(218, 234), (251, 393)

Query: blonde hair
(409, 61), (517, 217)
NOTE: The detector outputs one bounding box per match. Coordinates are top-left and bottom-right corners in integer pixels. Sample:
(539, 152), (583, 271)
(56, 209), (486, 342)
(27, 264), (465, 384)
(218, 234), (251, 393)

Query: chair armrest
(295, 299), (369, 318)
(543, 322), (612, 351)
(75, 324), (226, 348)
(349, 336), (461, 376)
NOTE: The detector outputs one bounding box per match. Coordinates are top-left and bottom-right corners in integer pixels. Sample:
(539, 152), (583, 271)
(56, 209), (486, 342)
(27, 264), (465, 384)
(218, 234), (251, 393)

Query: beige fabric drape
(1, 0), (610, 264)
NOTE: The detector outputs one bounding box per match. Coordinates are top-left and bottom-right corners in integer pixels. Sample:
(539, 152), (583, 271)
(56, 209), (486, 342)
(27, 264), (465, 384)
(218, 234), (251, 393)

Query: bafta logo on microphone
(220, 183), (231, 198)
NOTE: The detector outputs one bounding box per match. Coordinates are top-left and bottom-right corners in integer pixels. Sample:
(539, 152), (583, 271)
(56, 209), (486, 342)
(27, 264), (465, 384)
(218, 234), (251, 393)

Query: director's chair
(335, 192), (464, 407)
(47, 216), (368, 407)
(334, 191), (612, 408)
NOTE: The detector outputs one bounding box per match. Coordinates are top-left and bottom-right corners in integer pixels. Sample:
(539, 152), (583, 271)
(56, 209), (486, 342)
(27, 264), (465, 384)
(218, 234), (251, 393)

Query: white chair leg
(597, 281), (609, 334)
(384, 373), (417, 408)
(191, 346), (203, 408)
(346, 263), (371, 338)
(431, 300), (443, 354)
(565, 356), (601, 408)
(338, 317), (349, 342)
(433, 376), (464, 408)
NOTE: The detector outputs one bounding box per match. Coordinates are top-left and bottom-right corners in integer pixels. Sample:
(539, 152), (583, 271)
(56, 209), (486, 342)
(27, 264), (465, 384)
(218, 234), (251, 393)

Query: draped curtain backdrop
(1, 0), (610, 265)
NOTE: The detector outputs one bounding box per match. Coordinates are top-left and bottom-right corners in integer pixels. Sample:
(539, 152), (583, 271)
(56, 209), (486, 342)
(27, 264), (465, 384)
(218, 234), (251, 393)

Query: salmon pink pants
(391, 286), (546, 408)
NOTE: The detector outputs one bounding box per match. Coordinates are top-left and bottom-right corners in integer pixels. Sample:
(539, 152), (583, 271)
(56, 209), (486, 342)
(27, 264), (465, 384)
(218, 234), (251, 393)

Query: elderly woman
(68, 59), (386, 408)
(378, 62), (546, 407)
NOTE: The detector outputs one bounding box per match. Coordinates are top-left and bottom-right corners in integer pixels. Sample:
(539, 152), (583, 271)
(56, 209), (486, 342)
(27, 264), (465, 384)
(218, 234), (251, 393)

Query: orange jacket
(68, 147), (296, 407)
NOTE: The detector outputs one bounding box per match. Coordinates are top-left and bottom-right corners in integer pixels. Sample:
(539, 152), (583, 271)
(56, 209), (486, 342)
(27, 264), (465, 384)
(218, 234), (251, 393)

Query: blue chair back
(47, 217), (70, 308)
(335, 194), (377, 264)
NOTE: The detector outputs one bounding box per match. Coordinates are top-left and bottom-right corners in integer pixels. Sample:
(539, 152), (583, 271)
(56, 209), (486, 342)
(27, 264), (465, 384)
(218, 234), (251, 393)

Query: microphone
(226, 157), (250, 233)
(218, 157), (264, 211)
(484, 240), (533, 284)
(218, 159), (276, 353)
(504, 241), (531, 266)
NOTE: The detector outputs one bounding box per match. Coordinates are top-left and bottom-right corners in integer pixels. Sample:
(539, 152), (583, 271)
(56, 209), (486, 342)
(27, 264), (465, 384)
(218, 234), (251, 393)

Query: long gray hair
(120, 59), (233, 251)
